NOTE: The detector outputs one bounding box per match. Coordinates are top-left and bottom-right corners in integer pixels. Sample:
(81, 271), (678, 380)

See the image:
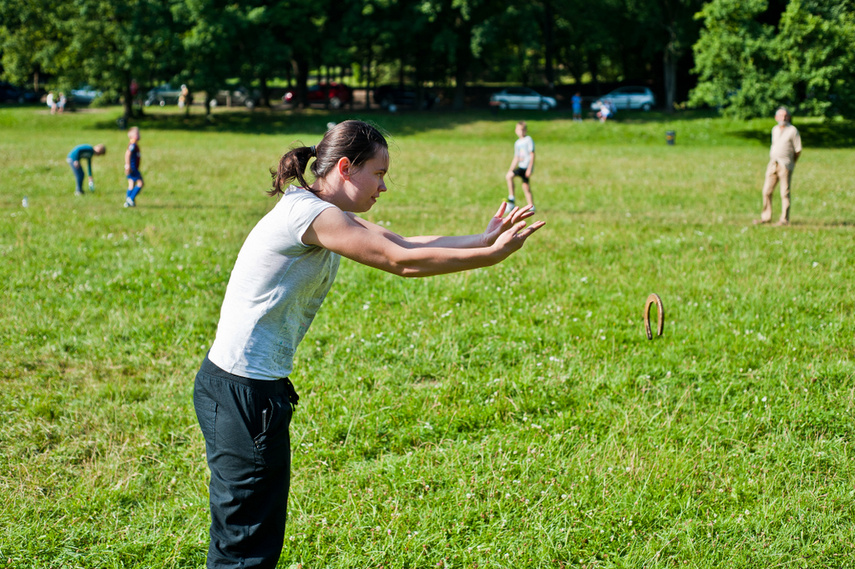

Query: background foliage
(690, 0), (855, 118)
(1, 0), (853, 117)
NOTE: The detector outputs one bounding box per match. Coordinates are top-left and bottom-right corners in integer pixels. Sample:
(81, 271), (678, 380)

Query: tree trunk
(123, 73), (133, 121)
(365, 59), (373, 110)
(542, 0), (555, 90)
(293, 54), (310, 108)
(452, 23), (471, 110)
(663, 34), (679, 113)
(260, 76), (269, 108)
(588, 55), (601, 95)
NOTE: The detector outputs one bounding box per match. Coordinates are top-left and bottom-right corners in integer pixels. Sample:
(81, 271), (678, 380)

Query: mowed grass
(1, 104), (854, 568)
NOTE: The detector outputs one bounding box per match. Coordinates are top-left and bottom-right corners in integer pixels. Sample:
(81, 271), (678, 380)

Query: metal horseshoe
(644, 293), (664, 340)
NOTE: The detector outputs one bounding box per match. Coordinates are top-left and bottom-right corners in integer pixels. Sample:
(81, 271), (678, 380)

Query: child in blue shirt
(67, 144), (106, 195)
(124, 127), (144, 207)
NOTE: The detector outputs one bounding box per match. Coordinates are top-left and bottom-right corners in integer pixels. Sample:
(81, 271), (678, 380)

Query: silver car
(591, 87), (656, 111)
(490, 88), (557, 111)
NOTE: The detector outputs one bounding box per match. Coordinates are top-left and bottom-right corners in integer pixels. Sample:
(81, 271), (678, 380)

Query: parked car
(490, 88), (557, 111)
(70, 85), (103, 105)
(282, 83), (352, 109)
(0, 82), (40, 104)
(210, 86), (261, 109)
(144, 84), (182, 106)
(591, 86), (655, 111)
(373, 85), (438, 110)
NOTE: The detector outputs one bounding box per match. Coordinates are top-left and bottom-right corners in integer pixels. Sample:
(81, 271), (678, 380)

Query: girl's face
(343, 148), (389, 212)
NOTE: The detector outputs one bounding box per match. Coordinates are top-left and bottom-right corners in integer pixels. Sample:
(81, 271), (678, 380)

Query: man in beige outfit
(755, 107), (802, 226)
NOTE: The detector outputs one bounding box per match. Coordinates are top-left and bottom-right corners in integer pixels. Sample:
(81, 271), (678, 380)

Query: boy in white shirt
(505, 121), (536, 212)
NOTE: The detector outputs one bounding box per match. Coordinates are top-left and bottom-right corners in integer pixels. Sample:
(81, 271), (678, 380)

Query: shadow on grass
(89, 107), (738, 137)
(90, 107), (510, 137)
(90, 107), (855, 149)
(730, 120), (855, 149)
(612, 109), (722, 123)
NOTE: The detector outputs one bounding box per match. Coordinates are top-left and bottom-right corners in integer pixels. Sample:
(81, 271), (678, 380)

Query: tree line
(1, 0), (852, 119)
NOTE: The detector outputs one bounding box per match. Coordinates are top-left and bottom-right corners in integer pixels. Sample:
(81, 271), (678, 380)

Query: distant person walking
(46, 91), (57, 114)
(505, 120), (536, 212)
(572, 92), (583, 121)
(124, 126), (144, 207)
(67, 144), (106, 195)
(754, 107), (802, 226)
(57, 92), (66, 113)
(193, 119), (544, 569)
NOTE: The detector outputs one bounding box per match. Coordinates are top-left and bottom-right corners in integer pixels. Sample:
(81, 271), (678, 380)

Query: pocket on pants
(253, 395), (292, 468)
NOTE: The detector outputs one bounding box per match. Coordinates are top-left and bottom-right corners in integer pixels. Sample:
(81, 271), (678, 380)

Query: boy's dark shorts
(127, 170), (143, 183)
(512, 167), (530, 183)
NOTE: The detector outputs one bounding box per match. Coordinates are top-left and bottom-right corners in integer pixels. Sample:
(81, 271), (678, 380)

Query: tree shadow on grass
(90, 107), (514, 137)
(730, 120), (855, 149)
(91, 107), (855, 149)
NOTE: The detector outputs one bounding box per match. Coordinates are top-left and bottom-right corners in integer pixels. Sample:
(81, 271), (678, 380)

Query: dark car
(144, 84), (182, 106)
(0, 82), (41, 104)
(373, 85), (438, 110)
(69, 85), (103, 106)
(282, 83), (352, 109)
(211, 86), (261, 109)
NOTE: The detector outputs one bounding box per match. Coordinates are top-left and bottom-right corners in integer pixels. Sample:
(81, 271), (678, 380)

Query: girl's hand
(482, 202), (537, 246)
(492, 216), (546, 257)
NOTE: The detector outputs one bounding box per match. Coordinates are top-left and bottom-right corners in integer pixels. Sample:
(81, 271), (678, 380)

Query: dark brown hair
(269, 120), (388, 196)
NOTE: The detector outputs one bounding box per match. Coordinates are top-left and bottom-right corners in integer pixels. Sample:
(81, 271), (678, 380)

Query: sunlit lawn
(1, 103), (854, 568)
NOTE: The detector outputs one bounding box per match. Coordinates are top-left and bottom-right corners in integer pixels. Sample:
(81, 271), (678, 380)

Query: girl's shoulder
(273, 186), (338, 219)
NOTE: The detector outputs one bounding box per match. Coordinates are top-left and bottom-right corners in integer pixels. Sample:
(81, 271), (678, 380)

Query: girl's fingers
(517, 220), (546, 238)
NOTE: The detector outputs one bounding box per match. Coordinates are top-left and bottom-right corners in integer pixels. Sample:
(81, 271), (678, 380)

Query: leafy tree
(625, 0), (706, 111)
(774, 0), (855, 117)
(474, 4), (545, 86)
(0, 0), (66, 90)
(690, 0), (855, 118)
(231, 2), (293, 107)
(0, 0), (181, 119)
(267, 0), (335, 108)
(173, 0), (248, 113)
(551, 0), (624, 90)
(419, 0), (500, 109)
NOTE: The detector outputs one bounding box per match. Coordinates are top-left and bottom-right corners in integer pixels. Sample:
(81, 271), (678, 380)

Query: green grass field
(1, 104), (854, 568)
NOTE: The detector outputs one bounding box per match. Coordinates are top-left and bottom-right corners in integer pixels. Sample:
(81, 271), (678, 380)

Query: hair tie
(310, 145), (316, 157)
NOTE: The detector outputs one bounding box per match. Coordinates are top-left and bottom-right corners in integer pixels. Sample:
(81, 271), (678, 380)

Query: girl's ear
(336, 156), (352, 180)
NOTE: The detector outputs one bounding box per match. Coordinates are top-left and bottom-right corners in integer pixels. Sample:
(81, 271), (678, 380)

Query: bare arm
(525, 152), (535, 177)
(302, 204), (545, 278)
(124, 147), (131, 172)
(349, 203), (533, 248)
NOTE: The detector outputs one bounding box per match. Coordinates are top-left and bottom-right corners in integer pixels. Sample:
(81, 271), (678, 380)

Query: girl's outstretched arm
(302, 204), (544, 278)
(344, 202), (535, 249)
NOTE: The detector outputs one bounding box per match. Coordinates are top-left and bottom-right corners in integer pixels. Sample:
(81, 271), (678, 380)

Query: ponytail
(269, 145), (316, 196)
